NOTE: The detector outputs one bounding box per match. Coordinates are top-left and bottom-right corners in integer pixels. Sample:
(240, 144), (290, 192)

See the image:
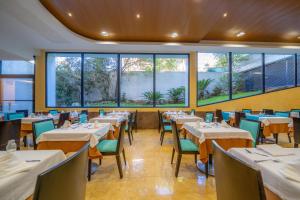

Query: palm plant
(143, 91), (163, 104)
(167, 87), (185, 103)
(197, 79), (213, 99)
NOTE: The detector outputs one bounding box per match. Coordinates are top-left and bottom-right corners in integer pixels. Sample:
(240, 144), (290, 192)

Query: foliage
(142, 91), (164, 104)
(197, 79), (213, 99)
(214, 54), (250, 67)
(232, 73), (245, 93)
(167, 87), (185, 103)
(211, 75), (229, 96)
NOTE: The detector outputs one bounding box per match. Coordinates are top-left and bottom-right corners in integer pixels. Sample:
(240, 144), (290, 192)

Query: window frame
(45, 52), (190, 108)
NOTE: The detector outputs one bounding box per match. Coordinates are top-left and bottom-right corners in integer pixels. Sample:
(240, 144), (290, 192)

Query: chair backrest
(205, 112), (214, 123)
(190, 109), (196, 115)
(291, 109), (300, 112)
(0, 119), (21, 150)
(262, 109), (273, 115)
(116, 120), (126, 154)
(222, 112), (230, 121)
(127, 113), (134, 130)
(79, 114), (88, 124)
(49, 110), (59, 115)
(234, 112), (246, 128)
(239, 119), (261, 147)
(33, 143), (89, 200)
(81, 110), (88, 115)
(157, 110), (161, 126)
(7, 112), (25, 120)
(293, 118), (300, 146)
(171, 120), (181, 153)
(57, 112), (70, 128)
(274, 111), (290, 117)
(215, 109), (223, 122)
(213, 141), (266, 200)
(99, 109), (105, 116)
(242, 109), (252, 114)
(32, 119), (55, 149)
(16, 109), (29, 117)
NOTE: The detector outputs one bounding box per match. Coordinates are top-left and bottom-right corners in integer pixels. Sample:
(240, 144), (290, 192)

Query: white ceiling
(1, 0), (300, 60)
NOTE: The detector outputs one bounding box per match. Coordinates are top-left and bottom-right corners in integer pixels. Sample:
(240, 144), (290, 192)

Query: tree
(214, 54), (250, 67)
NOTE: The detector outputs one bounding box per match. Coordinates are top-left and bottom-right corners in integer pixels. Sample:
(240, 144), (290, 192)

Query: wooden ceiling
(40, 0), (300, 43)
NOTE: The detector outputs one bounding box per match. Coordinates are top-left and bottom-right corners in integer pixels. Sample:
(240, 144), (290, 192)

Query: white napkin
(62, 120), (71, 128)
(47, 113), (53, 118)
(94, 120), (101, 128)
(280, 159), (300, 183)
(257, 144), (294, 157)
(0, 153), (32, 178)
(221, 120), (231, 128)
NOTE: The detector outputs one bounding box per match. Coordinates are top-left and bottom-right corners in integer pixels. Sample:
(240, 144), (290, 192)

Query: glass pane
(1, 60), (34, 74)
(155, 55), (189, 107)
(0, 78), (33, 100)
(298, 55), (300, 86)
(232, 54), (263, 99)
(120, 54), (154, 107)
(0, 101), (33, 114)
(197, 53), (229, 106)
(47, 53), (81, 107)
(83, 54), (118, 107)
(265, 54), (295, 92)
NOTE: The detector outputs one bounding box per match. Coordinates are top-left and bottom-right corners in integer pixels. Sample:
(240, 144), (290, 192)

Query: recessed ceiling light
(136, 14), (141, 19)
(67, 12), (72, 17)
(101, 31), (109, 37)
(170, 32), (178, 38)
(236, 32), (245, 37)
(223, 12), (228, 18)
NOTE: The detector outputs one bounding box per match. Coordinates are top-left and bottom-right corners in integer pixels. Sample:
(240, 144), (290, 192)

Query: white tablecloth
(107, 112), (130, 118)
(259, 117), (292, 126)
(290, 112), (300, 118)
(0, 150), (66, 200)
(89, 116), (125, 127)
(170, 115), (202, 124)
(21, 115), (59, 124)
(183, 122), (253, 143)
(229, 148), (300, 200)
(36, 123), (113, 148)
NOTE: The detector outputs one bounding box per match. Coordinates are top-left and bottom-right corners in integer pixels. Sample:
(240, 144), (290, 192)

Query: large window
(265, 54), (295, 92)
(46, 53), (189, 108)
(120, 54), (154, 107)
(232, 53), (263, 99)
(84, 54), (118, 107)
(47, 53), (81, 107)
(197, 53), (229, 106)
(0, 60), (34, 113)
(156, 55), (189, 107)
(297, 54), (300, 86)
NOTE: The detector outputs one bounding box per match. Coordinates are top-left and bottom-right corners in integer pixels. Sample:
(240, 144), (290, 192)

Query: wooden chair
(79, 113), (88, 123)
(215, 109), (223, 122)
(125, 112), (134, 145)
(0, 119), (21, 150)
(33, 144), (89, 200)
(234, 112), (246, 128)
(160, 112), (172, 145)
(170, 120), (199, 177)
(239, 119), (261, 147)
(262, 109), (274, 115)
(96, 121), (127, 179)
(205, 112), (214, 122)
(292, 118), (300, 148)
(57, 112), (70, 128)
(16, 109), (29, 117)
(213, 141), (266, 200)
(32, 119), (55, 150)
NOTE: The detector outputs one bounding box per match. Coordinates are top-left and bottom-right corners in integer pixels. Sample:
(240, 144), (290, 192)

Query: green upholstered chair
(239, 119), (261, 147)
(170, 120), (199, 177)
(32, 119), (55, 149)
(205, 112), (214, 123)
(16, 109), (29, 117)
(96, 121), (127, 179)
(160, 111), (172, 145)
(274, 111), (290, 117)
(33, 144), (88, 200)
(234, 112), (246, 128)
(7, 113), (25, 120)
(79, 114), (88, 124)
(99, 109), (105, 116)
(49, 110), (59, 115)
(242, 109), (252, 114)
(215, 109), (223, 122)
(81, 110), (88, 115)
(213, 141), (266, 200)
(125, 112), (134, 145)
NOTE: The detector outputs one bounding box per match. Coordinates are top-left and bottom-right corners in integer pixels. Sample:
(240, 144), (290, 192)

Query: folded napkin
(280, 159), (300, 183)
(221, 120), (231, 128)
(94, 121), (101, 128)
(0, 153), (32, 178)
(62, 120), (71, 128)
(257, 144), (294, 157)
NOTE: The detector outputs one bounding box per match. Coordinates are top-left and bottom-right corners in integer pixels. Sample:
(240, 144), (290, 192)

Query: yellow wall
(35, 50), (300, 112)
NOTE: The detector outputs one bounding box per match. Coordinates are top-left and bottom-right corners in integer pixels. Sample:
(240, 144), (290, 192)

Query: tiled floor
(86, 129), (217, 200)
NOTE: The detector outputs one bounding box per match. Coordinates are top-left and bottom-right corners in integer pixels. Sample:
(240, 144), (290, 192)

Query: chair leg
(295, 143), (299, 148)
(116, 155), (123, 179)
(99, 158), (102, 166)
(288, 134), (292, 143)
(208, 154), (213, 165)
(160, 131), (165, 145)
(205, 161), (209, 178)
(171, 148), (175, 164)
(88, 159), (92, 181)
(127, 131), (132, 145)
(175, 154), (182, 177)
(122, 149), (127, 166)
(274, 134), (279, 144)
(194, 154), (198, 164)
(131, 129), (134, 141)
(23, 136), (27, 147)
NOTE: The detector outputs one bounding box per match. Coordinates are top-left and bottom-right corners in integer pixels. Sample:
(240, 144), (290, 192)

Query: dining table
(182, 121), (253, 176)
(229, 145), (300, 200)
(0, 150), (66, 200)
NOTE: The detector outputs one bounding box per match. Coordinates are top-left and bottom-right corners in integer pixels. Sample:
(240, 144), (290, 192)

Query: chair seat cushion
(164, 125), (172, 131)
(180, 139), (198, 152)
(97, 140), (118, 153)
